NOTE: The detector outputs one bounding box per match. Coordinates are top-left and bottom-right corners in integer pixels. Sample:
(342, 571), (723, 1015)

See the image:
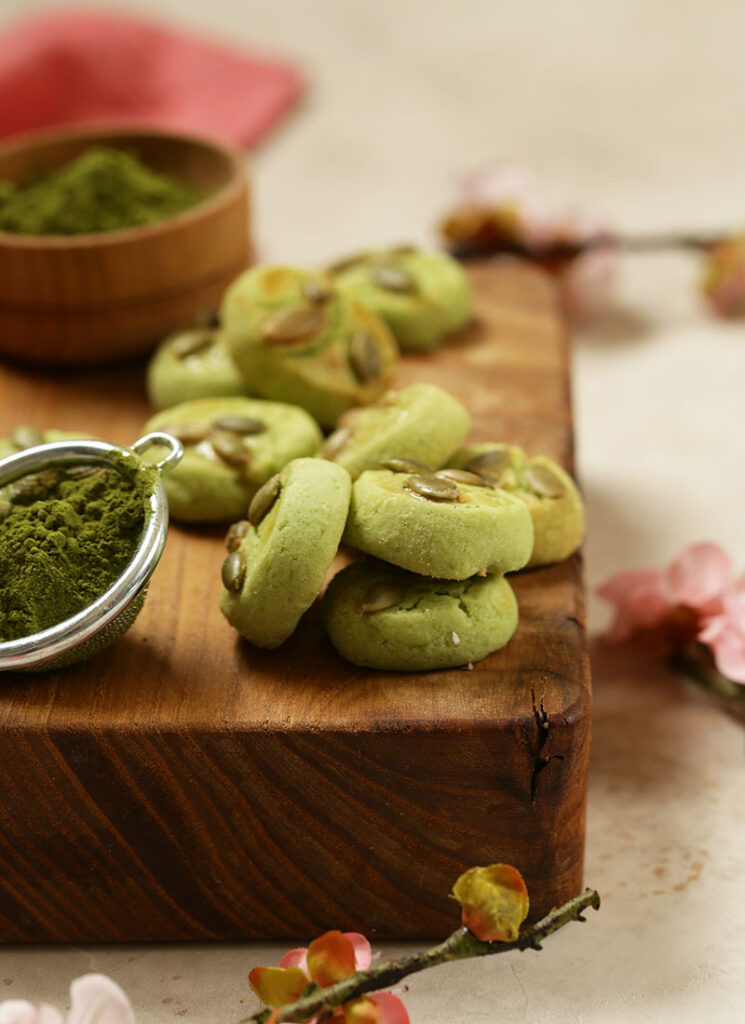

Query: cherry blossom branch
(448, 230), (725, 263)
(241, 888), (600, 1024)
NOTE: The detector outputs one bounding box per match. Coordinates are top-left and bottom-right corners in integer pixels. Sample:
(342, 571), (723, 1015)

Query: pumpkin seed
(248, 473), (282, 526)
(7, 477), (45, 503)
(195, 309), (220, 329)
(466, 449), (510, 478)
(302, 279), (333, 304)
(11, 425), (43, 450)
(525, 464), (566, 499)
(161, 422), (211, 446)
(322, 427), (352, 460)
(225, 519), (250, 552)
(260, 306), (323, 344)
(436, 468), (493, 488)
(221, 551), (246, 592)
(211, 430), (250, 467)
(65, 465), (105, 480)
(348, 330), (383, 383)
(171, 330), (214, 359)
(37, 468), (61, 490)
(404, 474), (462, 502)
(379, 457), (432, 474)
(327, 252), (369, 275)
(371, 264), (415, 292)
(360, 581), (405, 614)
(212, 415), (266, 436)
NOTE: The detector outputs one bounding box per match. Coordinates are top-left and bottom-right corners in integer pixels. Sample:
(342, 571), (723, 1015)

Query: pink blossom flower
(458, 162), (551, 248)
(552, 211), (618, 319)
(598, 542), (745, 683)
(445, 161), (618, 318)
(249, 931), (409, 1024)
(0, 975), (135, 1024)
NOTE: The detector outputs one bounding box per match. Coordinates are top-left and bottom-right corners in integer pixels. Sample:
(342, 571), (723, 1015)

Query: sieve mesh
(0, 433), (182, 673)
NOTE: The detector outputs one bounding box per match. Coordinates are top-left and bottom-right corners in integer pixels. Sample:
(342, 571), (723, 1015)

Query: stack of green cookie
(321, 415), (534, 671)
(211, 382), (585, 670)
(318, 387), (584, 670)
(319, 382), (528, 671)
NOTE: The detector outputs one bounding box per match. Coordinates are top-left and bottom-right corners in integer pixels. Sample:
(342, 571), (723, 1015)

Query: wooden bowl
(0, 126), (251, 365)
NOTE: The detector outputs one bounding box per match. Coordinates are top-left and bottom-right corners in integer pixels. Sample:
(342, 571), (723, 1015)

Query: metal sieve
(0, 432), (183, 672)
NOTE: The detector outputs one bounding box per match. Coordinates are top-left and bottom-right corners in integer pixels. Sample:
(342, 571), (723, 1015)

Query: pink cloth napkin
(0, 9), (303, 146)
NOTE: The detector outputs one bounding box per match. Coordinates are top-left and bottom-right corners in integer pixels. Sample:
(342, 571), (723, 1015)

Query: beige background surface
(1, 1), (744, 1022)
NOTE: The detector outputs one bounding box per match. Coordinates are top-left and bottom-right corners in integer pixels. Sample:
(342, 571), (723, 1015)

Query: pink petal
(698, 587), (745, 683)
(279, 947), (309, 972)
(561, 247), (617, 319)
(343, 933), (372, 971)
(552, 210), (606, 244)
(722, 586), (745, 623)
(597, 569), (670, 641)
(697, 616), (723, 644)
(707, 629), (745, 684)
(369, 994), (410, 1024)
(67, 976), (135, 1024)
(666, 543), (732, 608)
(0, 1002), (46, 1024)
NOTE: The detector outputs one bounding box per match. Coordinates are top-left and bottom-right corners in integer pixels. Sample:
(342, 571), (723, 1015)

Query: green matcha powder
(0, 146), (202, 236)
(0, 465), (149, 642)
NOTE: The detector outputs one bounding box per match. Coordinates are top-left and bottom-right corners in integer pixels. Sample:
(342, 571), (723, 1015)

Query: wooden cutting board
(0, 261), (591, 942)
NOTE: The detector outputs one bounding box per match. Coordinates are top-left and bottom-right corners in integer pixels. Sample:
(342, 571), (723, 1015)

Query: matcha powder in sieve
(0, 463), (153, 642)
(0, 146), (203, 235)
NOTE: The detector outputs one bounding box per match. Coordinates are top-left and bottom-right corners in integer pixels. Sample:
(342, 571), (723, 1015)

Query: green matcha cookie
(0, 426), (97, 460)
(221, 265), (398, 428)
(219, 457), (351, 649)
(146, 319), (254, 411)
(321, 383), (470, 479)
(451, 443), (585, 567)
(343, 467), (533, 579)
(330, 246), (472, 351)
(145, 397), (323, 523)
(322, 560), (518, 671)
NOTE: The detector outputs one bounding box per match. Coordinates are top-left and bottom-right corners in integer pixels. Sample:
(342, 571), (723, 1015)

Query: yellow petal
(344, 997), (382, 1024)
(248, 966), (308, 1007)
(307, 930), (357, 986)
(451, 864), (529, 942)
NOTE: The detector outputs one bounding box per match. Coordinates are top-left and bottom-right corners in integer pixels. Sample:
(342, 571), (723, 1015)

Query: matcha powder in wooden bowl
(0, 145), (203, 235)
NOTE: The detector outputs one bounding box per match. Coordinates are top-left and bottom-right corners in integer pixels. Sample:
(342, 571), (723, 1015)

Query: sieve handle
(131, 432), (184, 475)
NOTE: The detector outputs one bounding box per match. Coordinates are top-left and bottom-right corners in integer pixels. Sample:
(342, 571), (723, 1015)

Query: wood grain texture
(0, 261), (591, 941)
(0, 127), (251, 365)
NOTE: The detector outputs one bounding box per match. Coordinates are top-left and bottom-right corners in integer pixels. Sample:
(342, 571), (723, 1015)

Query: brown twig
(448, 231), (725, 263)
(671, 642), (745, 724)
(241, 888), (600, 1024)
